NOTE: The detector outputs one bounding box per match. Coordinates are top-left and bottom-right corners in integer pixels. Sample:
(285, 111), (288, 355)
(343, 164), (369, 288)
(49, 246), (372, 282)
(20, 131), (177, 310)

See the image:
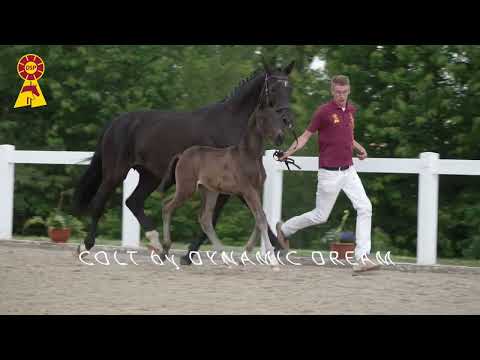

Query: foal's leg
(241, 189), (280, 268)
(245, 226), (260, 253)
(238, 196), (283, 252)
(181, 194), (231, 265)
(197, 187), (224, 253)
(162, 181), (196, 258)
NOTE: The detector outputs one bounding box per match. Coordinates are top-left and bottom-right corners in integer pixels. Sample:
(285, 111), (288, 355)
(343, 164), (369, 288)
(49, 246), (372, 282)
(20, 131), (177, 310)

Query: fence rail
(0, 145), (140, 249)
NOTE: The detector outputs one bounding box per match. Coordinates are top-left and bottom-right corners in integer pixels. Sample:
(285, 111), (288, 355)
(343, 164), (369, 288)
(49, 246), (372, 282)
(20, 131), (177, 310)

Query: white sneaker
(353, 256), (381, 272)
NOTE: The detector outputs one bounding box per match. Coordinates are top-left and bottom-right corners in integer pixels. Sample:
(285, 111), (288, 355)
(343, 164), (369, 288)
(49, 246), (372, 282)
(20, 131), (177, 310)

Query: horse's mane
(219, 68), (264, 103)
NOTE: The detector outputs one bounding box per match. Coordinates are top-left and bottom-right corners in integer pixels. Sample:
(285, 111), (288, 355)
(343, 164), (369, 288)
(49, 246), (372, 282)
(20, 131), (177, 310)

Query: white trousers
(281, 166), (372, 260)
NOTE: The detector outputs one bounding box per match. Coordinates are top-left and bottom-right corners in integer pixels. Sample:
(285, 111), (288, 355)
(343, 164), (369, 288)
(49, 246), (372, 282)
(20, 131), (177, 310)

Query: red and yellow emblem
(332, 113), (341, 124)
(14, 54), (47, 108)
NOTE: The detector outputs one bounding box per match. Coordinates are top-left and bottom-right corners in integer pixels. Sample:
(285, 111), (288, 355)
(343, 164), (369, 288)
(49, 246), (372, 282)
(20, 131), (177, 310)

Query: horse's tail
(72, 124), (108, 216)
(158, 154), (182, 193)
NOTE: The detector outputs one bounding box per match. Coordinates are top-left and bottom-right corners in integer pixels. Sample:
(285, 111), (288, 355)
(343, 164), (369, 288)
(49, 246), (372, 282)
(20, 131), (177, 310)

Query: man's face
(331, 84), (350, 107)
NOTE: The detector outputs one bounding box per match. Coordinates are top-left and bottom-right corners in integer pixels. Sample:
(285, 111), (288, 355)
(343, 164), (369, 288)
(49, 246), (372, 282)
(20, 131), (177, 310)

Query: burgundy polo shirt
(307, 100), (356, 168)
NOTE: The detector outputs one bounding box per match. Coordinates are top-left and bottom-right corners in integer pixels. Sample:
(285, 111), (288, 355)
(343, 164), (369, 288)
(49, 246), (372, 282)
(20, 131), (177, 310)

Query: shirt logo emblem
(332, 113), (341, 124)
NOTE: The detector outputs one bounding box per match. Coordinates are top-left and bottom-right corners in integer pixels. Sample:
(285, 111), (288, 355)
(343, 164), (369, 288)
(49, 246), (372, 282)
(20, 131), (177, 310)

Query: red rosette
(17, 54), (45, 81)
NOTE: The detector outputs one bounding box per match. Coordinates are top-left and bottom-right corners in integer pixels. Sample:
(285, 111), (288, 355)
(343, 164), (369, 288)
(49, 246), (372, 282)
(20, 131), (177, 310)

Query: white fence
(0, 144), (141, 249)
(1, 144), (479, 265)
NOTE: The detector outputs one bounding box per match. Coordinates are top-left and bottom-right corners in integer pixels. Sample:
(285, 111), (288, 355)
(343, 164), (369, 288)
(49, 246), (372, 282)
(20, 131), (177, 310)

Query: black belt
(321, 165), (351, 171)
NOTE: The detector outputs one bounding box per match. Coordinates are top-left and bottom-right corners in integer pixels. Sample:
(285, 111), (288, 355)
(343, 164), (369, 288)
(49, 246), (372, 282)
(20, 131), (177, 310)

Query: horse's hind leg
(125, 168), (162, 252)
(80, 175), (124, 253)
(161, 179), (196, 257)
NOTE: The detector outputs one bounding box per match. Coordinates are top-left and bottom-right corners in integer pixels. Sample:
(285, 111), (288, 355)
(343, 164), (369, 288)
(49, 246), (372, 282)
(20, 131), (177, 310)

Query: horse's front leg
(241, 188), (280, 270)
(245, 226), (260, 253)
(237, 194), (283, 252)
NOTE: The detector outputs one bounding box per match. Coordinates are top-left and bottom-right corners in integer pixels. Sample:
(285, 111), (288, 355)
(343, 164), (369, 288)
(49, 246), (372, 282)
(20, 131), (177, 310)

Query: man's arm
(279, 130), (314, 161)
(353, 139), (368, 160)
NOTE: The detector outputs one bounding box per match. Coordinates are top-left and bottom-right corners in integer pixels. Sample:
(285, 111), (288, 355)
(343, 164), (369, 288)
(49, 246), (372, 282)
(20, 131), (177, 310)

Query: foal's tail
(158, 154), (182, 193)
(72, 124), (109, 216)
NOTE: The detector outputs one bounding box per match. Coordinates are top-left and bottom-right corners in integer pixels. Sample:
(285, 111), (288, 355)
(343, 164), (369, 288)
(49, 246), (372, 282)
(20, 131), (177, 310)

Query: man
(276, 75), (379, 272)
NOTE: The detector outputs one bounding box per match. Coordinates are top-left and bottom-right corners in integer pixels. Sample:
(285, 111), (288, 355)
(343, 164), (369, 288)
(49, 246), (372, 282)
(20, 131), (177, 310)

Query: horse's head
(255, 106), (288, 147)
(260, 58), (295, 130)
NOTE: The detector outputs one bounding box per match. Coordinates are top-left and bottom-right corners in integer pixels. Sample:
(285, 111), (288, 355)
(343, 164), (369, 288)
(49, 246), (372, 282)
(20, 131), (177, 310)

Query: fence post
(417, 152), (439, 265)
(262, 150), (284, 253)
(0, 145), (15, 240)
(122, 169), (140, 248)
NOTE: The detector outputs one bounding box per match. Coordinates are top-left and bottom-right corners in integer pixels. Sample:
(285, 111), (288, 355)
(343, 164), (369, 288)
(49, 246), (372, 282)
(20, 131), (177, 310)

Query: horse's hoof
(147, 245), (161, 255)
(275, 249), (288, 258)
(180, 256), (192, 266)
(75, 245), (88, 261)
(76, 244), (87, 254)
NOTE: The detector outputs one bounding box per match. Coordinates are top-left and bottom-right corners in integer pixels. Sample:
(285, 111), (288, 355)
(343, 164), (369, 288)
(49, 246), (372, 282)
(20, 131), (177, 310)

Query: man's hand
(277, 130), (313, 162)
(279, 151), (291, 161)
(353, 140), (368, 160)
(357, 147), (368, 160)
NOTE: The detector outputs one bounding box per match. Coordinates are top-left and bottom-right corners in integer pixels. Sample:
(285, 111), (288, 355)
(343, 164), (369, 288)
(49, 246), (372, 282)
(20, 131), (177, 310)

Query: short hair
(331, 75), (350, 87)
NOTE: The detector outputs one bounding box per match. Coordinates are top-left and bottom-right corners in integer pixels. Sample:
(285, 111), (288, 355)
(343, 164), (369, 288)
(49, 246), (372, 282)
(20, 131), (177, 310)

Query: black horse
(72, 59), (295, 265)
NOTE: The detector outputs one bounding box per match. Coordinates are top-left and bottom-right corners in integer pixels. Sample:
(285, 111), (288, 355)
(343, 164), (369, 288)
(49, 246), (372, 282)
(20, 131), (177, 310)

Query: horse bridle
(256, 74), (301, 171)
(263, 74), (292, 124)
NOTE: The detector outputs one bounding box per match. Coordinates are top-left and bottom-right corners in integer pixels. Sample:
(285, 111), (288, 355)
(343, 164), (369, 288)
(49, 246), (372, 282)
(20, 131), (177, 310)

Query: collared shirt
(307, 100), (356, 168)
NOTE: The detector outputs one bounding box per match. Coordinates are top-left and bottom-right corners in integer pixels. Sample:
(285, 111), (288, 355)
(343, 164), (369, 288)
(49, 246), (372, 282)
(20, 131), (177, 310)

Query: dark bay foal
(158, 107), (288, 267)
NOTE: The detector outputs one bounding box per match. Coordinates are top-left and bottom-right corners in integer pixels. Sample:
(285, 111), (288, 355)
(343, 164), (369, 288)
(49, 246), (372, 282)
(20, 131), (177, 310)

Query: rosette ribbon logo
(14, 54), (47, 108)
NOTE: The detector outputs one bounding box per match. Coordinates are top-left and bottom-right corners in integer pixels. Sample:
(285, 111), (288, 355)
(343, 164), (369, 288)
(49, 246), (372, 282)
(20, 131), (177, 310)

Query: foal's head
(254, 106), (288, 147)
